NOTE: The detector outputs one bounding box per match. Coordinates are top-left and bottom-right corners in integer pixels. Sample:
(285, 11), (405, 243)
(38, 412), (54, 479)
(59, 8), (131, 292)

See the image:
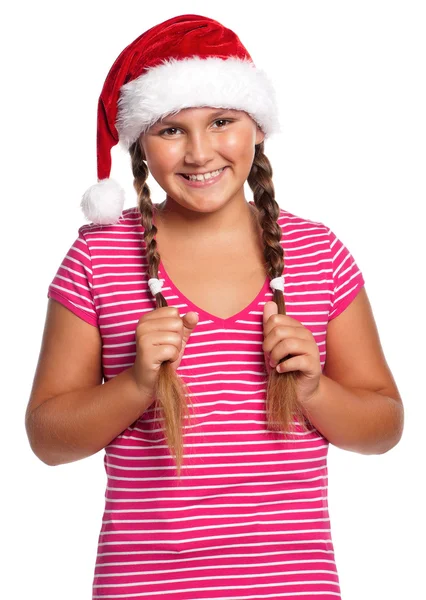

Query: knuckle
(135, 328), (146, 344)
(279, 339), (292, 355)
(287, 338), (298, 352)
(174, 318), (184, 331)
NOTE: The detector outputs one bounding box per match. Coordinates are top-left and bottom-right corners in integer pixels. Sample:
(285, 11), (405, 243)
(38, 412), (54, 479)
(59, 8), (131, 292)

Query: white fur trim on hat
(80, 178), (125, 225)
(116, 56), (281, 149)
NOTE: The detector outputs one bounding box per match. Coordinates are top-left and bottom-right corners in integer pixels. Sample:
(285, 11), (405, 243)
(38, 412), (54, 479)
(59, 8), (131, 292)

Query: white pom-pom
(81, 178), (125, 225)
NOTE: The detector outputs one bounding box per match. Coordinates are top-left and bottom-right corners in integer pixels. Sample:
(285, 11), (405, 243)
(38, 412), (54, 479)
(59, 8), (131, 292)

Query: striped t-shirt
(47, 202), (365, 599)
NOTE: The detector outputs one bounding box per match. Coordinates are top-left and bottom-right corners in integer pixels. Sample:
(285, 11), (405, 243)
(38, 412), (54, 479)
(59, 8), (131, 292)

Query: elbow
(26, 437), (59, 467)
(378, 401), (405, 455)
(379, 430), (404, 455)
(39, 455), (59, 467)
(26, 438), (59, 467)
(25, 412), (58, 467)
(390, 399), (405, 451)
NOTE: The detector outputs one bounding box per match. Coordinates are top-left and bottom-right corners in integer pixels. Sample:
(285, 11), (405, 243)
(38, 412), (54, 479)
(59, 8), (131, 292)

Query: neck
(153, 198), (261, 245)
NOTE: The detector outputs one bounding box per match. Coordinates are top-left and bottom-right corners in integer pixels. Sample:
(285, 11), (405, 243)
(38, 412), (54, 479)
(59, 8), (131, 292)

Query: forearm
(26, 367), (154, 466)
(301, 374), (404, 455)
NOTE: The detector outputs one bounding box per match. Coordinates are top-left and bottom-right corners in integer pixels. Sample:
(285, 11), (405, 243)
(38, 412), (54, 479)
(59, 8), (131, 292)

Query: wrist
(302, 373), (326, 407)
(125, 367), (155, 405)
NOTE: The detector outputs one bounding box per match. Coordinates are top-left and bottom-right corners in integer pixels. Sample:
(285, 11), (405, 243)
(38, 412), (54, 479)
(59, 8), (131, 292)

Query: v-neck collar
(150, 200), (274, 327)
(158, 258), (270, 327)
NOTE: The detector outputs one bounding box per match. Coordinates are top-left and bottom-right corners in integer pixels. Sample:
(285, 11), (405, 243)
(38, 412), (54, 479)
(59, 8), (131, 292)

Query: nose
(183, 130), (215, 166)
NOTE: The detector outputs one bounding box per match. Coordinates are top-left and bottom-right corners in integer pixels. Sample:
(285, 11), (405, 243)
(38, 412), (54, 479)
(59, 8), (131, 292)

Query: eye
(158, 119), (233, 137)
(159, 127), (181, 137)
(213, 119), (233, 128)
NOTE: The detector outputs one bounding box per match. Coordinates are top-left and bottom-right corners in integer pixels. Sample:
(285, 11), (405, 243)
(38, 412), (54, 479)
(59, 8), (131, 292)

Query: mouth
(177, 167), (227, 187)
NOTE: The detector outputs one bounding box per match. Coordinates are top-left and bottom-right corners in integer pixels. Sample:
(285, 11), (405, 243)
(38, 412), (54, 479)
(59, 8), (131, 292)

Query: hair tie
(270, 276), (284, 292)
(148, 278), (165, 296)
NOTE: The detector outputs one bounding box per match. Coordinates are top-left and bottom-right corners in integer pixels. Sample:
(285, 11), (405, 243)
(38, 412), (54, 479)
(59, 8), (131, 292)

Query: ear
(255, 126), (265, 145)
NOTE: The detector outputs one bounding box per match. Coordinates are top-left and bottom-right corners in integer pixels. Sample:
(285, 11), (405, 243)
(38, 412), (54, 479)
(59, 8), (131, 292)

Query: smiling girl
(25, 13), (403, 600)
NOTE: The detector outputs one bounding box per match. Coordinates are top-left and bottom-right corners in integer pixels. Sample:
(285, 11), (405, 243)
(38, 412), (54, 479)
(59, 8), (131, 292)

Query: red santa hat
(81, 14), (281, 225)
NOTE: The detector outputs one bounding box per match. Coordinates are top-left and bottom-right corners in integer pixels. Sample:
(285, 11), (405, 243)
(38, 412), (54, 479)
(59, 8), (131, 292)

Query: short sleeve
(47, 227), (98, 327)
(327, 227), (365, 322)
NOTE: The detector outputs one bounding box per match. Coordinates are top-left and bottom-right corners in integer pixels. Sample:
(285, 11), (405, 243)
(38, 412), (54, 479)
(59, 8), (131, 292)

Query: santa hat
(81, 14), (281, 225)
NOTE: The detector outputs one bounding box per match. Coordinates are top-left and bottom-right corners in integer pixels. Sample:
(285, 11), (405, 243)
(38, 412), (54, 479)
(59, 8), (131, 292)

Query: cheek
(221, 132), (256, 162)
(146, 144), (182, 176)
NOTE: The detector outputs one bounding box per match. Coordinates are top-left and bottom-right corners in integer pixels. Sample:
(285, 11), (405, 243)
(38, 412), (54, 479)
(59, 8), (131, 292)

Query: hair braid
(248, 141), (309, 433)
(129, 138), (310, 476)
(129, 140), (195, 477)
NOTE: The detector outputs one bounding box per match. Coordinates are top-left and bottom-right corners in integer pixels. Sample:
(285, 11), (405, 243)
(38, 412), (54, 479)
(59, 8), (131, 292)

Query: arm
(302, 288), (404, 455)
(26, 367), (153, 467)
(25, 300), (153, 466)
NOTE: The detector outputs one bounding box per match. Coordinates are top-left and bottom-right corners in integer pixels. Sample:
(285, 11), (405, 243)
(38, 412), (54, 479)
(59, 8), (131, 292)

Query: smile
(177, 167), (227, 187)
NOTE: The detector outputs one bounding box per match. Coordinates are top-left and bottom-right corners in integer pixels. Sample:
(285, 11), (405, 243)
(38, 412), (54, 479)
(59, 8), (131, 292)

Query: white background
(2, 1), (425, 598)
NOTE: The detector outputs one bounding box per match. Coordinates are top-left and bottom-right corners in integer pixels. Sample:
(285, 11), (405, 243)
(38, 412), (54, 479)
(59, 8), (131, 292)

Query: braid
(129, 138), (310, 476)
(248, 141), (309, 433)
(130, 142), (166, 306)
(129, 140), (195, 477)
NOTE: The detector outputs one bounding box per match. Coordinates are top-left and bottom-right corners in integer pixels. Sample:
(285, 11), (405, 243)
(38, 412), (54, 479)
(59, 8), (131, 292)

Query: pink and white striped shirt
(47, 202), (365, 599)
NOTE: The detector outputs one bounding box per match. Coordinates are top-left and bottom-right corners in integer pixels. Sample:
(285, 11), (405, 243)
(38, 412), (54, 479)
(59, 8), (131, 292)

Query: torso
(154, 204), (267, 320)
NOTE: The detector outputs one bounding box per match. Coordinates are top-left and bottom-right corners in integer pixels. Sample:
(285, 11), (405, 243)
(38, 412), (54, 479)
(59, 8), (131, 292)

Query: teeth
(185, 168), (224, 181)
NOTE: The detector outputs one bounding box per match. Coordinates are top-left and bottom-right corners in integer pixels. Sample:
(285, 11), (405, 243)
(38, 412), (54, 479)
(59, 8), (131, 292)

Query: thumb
(182, 311), (199, 339)
(263, 301), (278, 328)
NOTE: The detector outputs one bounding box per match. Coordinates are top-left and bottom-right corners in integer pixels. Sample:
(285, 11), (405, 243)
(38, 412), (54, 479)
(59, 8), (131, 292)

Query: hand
(130, 307), (199, 397)
(263, 301), (322, 404)
(168, 311), (199, 371)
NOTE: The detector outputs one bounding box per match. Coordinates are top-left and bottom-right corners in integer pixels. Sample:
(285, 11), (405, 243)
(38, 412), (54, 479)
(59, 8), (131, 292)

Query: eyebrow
(157, 109), (240, 127)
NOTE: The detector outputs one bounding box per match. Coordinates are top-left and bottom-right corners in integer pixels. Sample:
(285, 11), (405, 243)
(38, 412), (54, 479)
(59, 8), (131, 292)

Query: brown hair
(129, 138), (311, 477)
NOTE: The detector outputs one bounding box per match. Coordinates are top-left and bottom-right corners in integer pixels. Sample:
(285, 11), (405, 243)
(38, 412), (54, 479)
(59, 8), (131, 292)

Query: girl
(25, 13), (403, 600)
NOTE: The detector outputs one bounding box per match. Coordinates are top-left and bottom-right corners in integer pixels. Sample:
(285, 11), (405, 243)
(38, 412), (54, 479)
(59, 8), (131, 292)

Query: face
(138, 107), (265, 215)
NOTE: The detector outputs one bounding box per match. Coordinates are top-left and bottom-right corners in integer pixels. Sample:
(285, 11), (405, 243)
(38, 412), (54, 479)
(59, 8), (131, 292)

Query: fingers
(139, 307), (184, 334)
(267, 337), (309, 368)
(143, 316), (184, 334)
(144, 331), (182, 364)
(263, 325), (312, 356)
(263, 312), (302, 336)
(142, 306), (181, 322)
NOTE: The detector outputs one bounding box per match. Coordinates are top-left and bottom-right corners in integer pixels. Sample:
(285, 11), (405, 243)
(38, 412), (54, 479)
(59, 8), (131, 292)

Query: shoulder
(277, 205), (363, 282)
(276, 205), (330, 247)
(77, 206), (143, 243)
